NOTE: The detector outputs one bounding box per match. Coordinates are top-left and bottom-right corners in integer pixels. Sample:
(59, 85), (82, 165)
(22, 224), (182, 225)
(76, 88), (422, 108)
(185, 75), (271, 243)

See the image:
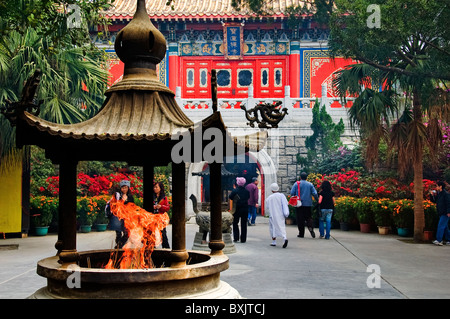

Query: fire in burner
(104, 196), (170, 269)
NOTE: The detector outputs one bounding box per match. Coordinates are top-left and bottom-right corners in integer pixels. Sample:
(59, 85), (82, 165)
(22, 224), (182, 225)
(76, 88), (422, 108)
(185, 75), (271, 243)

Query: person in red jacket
(153, 182), (170, 249)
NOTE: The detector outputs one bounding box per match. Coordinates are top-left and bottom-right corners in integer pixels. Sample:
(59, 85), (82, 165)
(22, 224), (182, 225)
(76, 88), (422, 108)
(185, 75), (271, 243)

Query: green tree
(298, 100), (345, 172)
(0, 0), (111, 50)
(330, 0), (450, 241)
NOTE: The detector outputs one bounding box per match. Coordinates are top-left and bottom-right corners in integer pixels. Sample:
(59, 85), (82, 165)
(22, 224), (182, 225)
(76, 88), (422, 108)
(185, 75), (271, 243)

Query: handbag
(288, 181), (302, 207)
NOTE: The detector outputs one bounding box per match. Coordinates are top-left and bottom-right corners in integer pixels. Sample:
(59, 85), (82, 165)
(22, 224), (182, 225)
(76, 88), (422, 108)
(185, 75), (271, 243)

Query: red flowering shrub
(310, 169), (435, 200)
(77, 173), (112, 196)
(34, 170), (174, 200)
(410, 179), (437, 200)
(37, 172), (146, 198)
(358, 177), (411, 199)
(45, 176), (59, 196)
(309, 169), (361, 197)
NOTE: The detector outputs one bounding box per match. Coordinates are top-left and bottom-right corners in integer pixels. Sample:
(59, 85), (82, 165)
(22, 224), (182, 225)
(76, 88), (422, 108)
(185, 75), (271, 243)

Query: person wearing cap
(246, 177), (259, 226)
(105, 179), (135, 248)
(229, 177), (250, 243)
(265, 183), (289, 248)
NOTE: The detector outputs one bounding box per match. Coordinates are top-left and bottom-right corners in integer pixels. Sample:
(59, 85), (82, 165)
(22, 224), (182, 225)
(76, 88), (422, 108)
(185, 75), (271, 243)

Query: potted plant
(334, 196), (357, 231)
(77, 197), (97, 232)
(372, 198), (394, 235)
(423, 200), (438, 240)
(355, 197), (375, 233)
(95, 211), (109, 231)
(30, 196), (54, 236)
(93, 195), (110, 231)
(392, 199), (414, 237)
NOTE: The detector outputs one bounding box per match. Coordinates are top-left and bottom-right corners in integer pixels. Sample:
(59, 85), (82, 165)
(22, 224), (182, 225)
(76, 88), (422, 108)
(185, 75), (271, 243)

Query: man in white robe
(265, 183), (289, 248)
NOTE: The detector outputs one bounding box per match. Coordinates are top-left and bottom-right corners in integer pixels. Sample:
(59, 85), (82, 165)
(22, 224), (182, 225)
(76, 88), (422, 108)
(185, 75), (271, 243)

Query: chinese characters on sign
(224, 23), (243, 60)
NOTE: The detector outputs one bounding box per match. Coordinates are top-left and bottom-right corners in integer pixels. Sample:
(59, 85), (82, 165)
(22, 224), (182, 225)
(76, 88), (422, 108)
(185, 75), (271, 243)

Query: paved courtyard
(0, 216), (449, 299)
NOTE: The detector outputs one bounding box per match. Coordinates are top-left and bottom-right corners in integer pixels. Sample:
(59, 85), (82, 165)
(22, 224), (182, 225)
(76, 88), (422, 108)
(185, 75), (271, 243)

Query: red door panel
(254, 58), (286, 99)
(182, 59), (211, 99)
(212, 61), (233, 97)
(181, 57), (287, 100)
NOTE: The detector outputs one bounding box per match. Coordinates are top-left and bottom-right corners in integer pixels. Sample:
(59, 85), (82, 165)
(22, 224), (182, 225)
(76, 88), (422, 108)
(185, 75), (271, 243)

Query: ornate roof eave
(104, 0), (312, 21)
(107, 13), (289, 21)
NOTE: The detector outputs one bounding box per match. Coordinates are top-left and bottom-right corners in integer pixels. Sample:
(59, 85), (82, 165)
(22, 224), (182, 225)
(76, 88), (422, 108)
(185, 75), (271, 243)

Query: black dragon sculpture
(240, 100), (288, 128)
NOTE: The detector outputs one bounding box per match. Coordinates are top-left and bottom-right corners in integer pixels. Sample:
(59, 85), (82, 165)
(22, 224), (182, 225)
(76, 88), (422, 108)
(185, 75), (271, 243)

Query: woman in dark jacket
(318, 180), (335, 240)
(229, 177), (250, 243)
(105, 180), (135, 248)
(431, 181), (450, 245)
(153, 181), (170, 249)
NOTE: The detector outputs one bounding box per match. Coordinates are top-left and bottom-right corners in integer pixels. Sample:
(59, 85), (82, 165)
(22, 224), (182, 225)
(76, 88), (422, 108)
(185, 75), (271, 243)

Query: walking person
(229, 177), (250, 243)
(430, 181), (450, 246)
(105, 179), (135, 248)
(153, 181), (171, 249)
(318, 180), (335, 240)
(246, 177), (259, 226)
(266, 183), (289, 248)
(290, 172), (318, 238)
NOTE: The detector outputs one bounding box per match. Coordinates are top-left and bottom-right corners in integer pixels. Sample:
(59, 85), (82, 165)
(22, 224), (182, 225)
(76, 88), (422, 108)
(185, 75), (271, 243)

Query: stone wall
(267, 134), (306, 193)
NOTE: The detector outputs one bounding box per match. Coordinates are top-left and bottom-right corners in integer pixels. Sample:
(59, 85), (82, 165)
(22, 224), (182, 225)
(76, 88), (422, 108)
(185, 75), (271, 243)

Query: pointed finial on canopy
(114, 0), (166, 67)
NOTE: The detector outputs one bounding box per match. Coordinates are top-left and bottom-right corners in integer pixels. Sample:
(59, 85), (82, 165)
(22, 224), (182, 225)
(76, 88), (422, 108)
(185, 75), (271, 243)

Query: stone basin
(30, 249), (240, 299)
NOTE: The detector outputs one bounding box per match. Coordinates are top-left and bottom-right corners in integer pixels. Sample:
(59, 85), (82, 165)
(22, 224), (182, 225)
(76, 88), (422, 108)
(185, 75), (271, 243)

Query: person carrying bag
(289, 181), (302, 207)
(290, 173), (318, 238)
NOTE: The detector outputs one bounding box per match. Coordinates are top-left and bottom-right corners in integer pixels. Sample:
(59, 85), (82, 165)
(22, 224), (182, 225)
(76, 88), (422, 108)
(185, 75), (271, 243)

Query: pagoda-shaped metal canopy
(15, 0), (194, 166)
(10, 0), (267, 266)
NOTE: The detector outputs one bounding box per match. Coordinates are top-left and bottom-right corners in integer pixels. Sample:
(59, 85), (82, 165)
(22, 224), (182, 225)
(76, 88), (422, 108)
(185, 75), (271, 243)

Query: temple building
(96, 0), (357, 216)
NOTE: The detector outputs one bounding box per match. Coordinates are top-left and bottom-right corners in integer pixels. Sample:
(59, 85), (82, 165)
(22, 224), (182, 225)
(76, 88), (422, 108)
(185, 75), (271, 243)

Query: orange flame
(104, 196), (170, 269)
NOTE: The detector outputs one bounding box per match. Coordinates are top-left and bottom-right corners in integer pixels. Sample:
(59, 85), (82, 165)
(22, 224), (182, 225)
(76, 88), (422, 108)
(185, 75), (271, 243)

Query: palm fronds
(0, 27), (108, 165)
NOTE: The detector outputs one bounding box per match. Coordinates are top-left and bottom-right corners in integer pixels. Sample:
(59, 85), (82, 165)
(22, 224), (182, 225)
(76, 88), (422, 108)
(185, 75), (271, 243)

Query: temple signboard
(223, 23), (243, 60)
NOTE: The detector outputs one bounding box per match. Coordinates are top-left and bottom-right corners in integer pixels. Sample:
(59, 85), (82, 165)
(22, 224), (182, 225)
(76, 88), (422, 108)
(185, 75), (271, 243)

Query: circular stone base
(29, 280), (241, 299)
(28, 249), (242, 299)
